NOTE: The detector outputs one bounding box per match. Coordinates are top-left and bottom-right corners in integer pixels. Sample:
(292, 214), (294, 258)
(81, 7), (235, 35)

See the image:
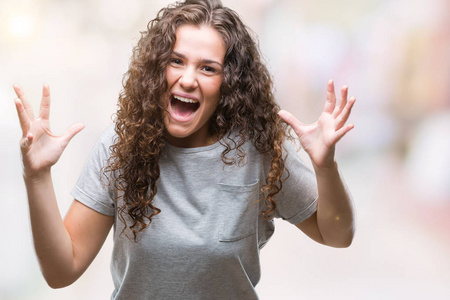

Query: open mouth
(170, 94), (200, 119)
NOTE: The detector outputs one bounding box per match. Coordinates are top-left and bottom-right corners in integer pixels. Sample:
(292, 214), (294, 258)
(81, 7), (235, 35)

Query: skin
(279, 80), (356, 247)
(164, 24), (225, 148)
(13, 84), (113, 288)
(13, 26), (355, 288)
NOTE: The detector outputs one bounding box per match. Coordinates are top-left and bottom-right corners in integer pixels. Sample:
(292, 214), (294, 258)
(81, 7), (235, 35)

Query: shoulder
(98, 124), (117, 145)
(87, 124), (117, 160)
(92, 124), (117, 154)
(282, 138), (299, 152)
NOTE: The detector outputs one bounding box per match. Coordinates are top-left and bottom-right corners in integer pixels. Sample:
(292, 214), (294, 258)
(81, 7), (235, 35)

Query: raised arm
(278, 80), (355, 248)
(14, 84), (113, 288)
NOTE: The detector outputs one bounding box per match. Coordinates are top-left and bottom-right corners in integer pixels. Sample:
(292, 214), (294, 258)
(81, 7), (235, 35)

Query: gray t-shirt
(71, 125), (318, 300)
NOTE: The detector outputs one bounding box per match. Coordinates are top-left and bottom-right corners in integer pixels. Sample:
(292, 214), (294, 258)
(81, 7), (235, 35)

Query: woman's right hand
(13, 84), (85, 178)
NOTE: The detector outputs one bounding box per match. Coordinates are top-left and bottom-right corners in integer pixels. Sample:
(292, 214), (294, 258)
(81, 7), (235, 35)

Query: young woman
(13, 0), (355, 299)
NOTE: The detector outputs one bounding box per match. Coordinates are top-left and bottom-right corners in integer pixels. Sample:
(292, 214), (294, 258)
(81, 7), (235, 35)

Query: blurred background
(1, 0), (449, 299)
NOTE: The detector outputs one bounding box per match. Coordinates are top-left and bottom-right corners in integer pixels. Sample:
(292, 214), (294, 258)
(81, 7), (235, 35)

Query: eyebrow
(172, 51), (223, 67)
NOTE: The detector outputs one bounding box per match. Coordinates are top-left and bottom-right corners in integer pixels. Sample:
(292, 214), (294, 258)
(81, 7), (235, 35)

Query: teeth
(173, 95), (198, 104)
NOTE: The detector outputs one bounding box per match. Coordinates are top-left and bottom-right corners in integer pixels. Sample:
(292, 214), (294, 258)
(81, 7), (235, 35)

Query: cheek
(166, 67), (178, 85)
(206, 92), (221, 116)
(207, 77), (223, 98)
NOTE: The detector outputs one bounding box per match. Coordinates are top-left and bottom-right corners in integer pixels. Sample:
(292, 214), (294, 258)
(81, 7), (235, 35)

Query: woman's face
(164, 24), (226, 148)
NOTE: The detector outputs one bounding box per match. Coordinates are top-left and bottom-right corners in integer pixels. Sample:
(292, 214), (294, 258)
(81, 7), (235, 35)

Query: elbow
(38, 258), (82, 289)
(334, 228), (355, 248)
(45, 277), (72, 289)
(325, 227), (355, 248)
(326, 236), (353, 248)
(334, 237), (353, 248)
(43, 272), (77, 289)
(46, 278), (75, 289)
(47, 282), (68, 290)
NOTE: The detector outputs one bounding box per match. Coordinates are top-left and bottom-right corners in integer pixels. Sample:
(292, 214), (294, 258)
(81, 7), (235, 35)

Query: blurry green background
(1, 0), (449, 299)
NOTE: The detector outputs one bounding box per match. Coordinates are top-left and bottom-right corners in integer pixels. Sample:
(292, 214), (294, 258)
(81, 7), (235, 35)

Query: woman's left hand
(278, 80), (355, 170)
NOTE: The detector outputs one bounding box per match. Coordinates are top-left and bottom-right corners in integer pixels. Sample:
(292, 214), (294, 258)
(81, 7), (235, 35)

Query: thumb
(278, 110), (304, 134)
(61, 122), (85, 148)
(20, 132), (34, 149)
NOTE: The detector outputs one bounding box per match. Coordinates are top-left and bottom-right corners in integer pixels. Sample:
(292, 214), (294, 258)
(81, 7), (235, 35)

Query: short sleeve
(272, 141), (318, 225)
(71, 125), (117, 216)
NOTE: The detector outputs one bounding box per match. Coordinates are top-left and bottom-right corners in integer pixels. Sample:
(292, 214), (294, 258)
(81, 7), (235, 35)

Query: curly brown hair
(104, 0), (289, 240)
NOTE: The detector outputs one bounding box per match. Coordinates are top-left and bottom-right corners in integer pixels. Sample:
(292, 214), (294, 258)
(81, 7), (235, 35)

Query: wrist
(313, 161), (338, 175)
(23, 168), (52, 184)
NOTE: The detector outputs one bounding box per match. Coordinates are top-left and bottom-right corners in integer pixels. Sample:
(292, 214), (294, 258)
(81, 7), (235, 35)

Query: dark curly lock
(104, 0), (289, 240)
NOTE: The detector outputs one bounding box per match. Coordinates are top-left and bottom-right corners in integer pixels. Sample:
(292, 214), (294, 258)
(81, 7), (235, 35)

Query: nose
(178, 67), (198, 90)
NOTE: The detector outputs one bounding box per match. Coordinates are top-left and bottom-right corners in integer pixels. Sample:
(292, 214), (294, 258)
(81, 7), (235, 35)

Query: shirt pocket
(217, 180), (260, 242)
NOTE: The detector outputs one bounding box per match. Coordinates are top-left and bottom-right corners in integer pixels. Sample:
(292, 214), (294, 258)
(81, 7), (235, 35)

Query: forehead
(173, 24), (226, 63)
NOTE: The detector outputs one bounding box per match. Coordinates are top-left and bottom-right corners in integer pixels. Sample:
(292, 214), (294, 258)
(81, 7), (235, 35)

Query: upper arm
(63, 200), (114, 280)
(295, 211), (325, 245)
